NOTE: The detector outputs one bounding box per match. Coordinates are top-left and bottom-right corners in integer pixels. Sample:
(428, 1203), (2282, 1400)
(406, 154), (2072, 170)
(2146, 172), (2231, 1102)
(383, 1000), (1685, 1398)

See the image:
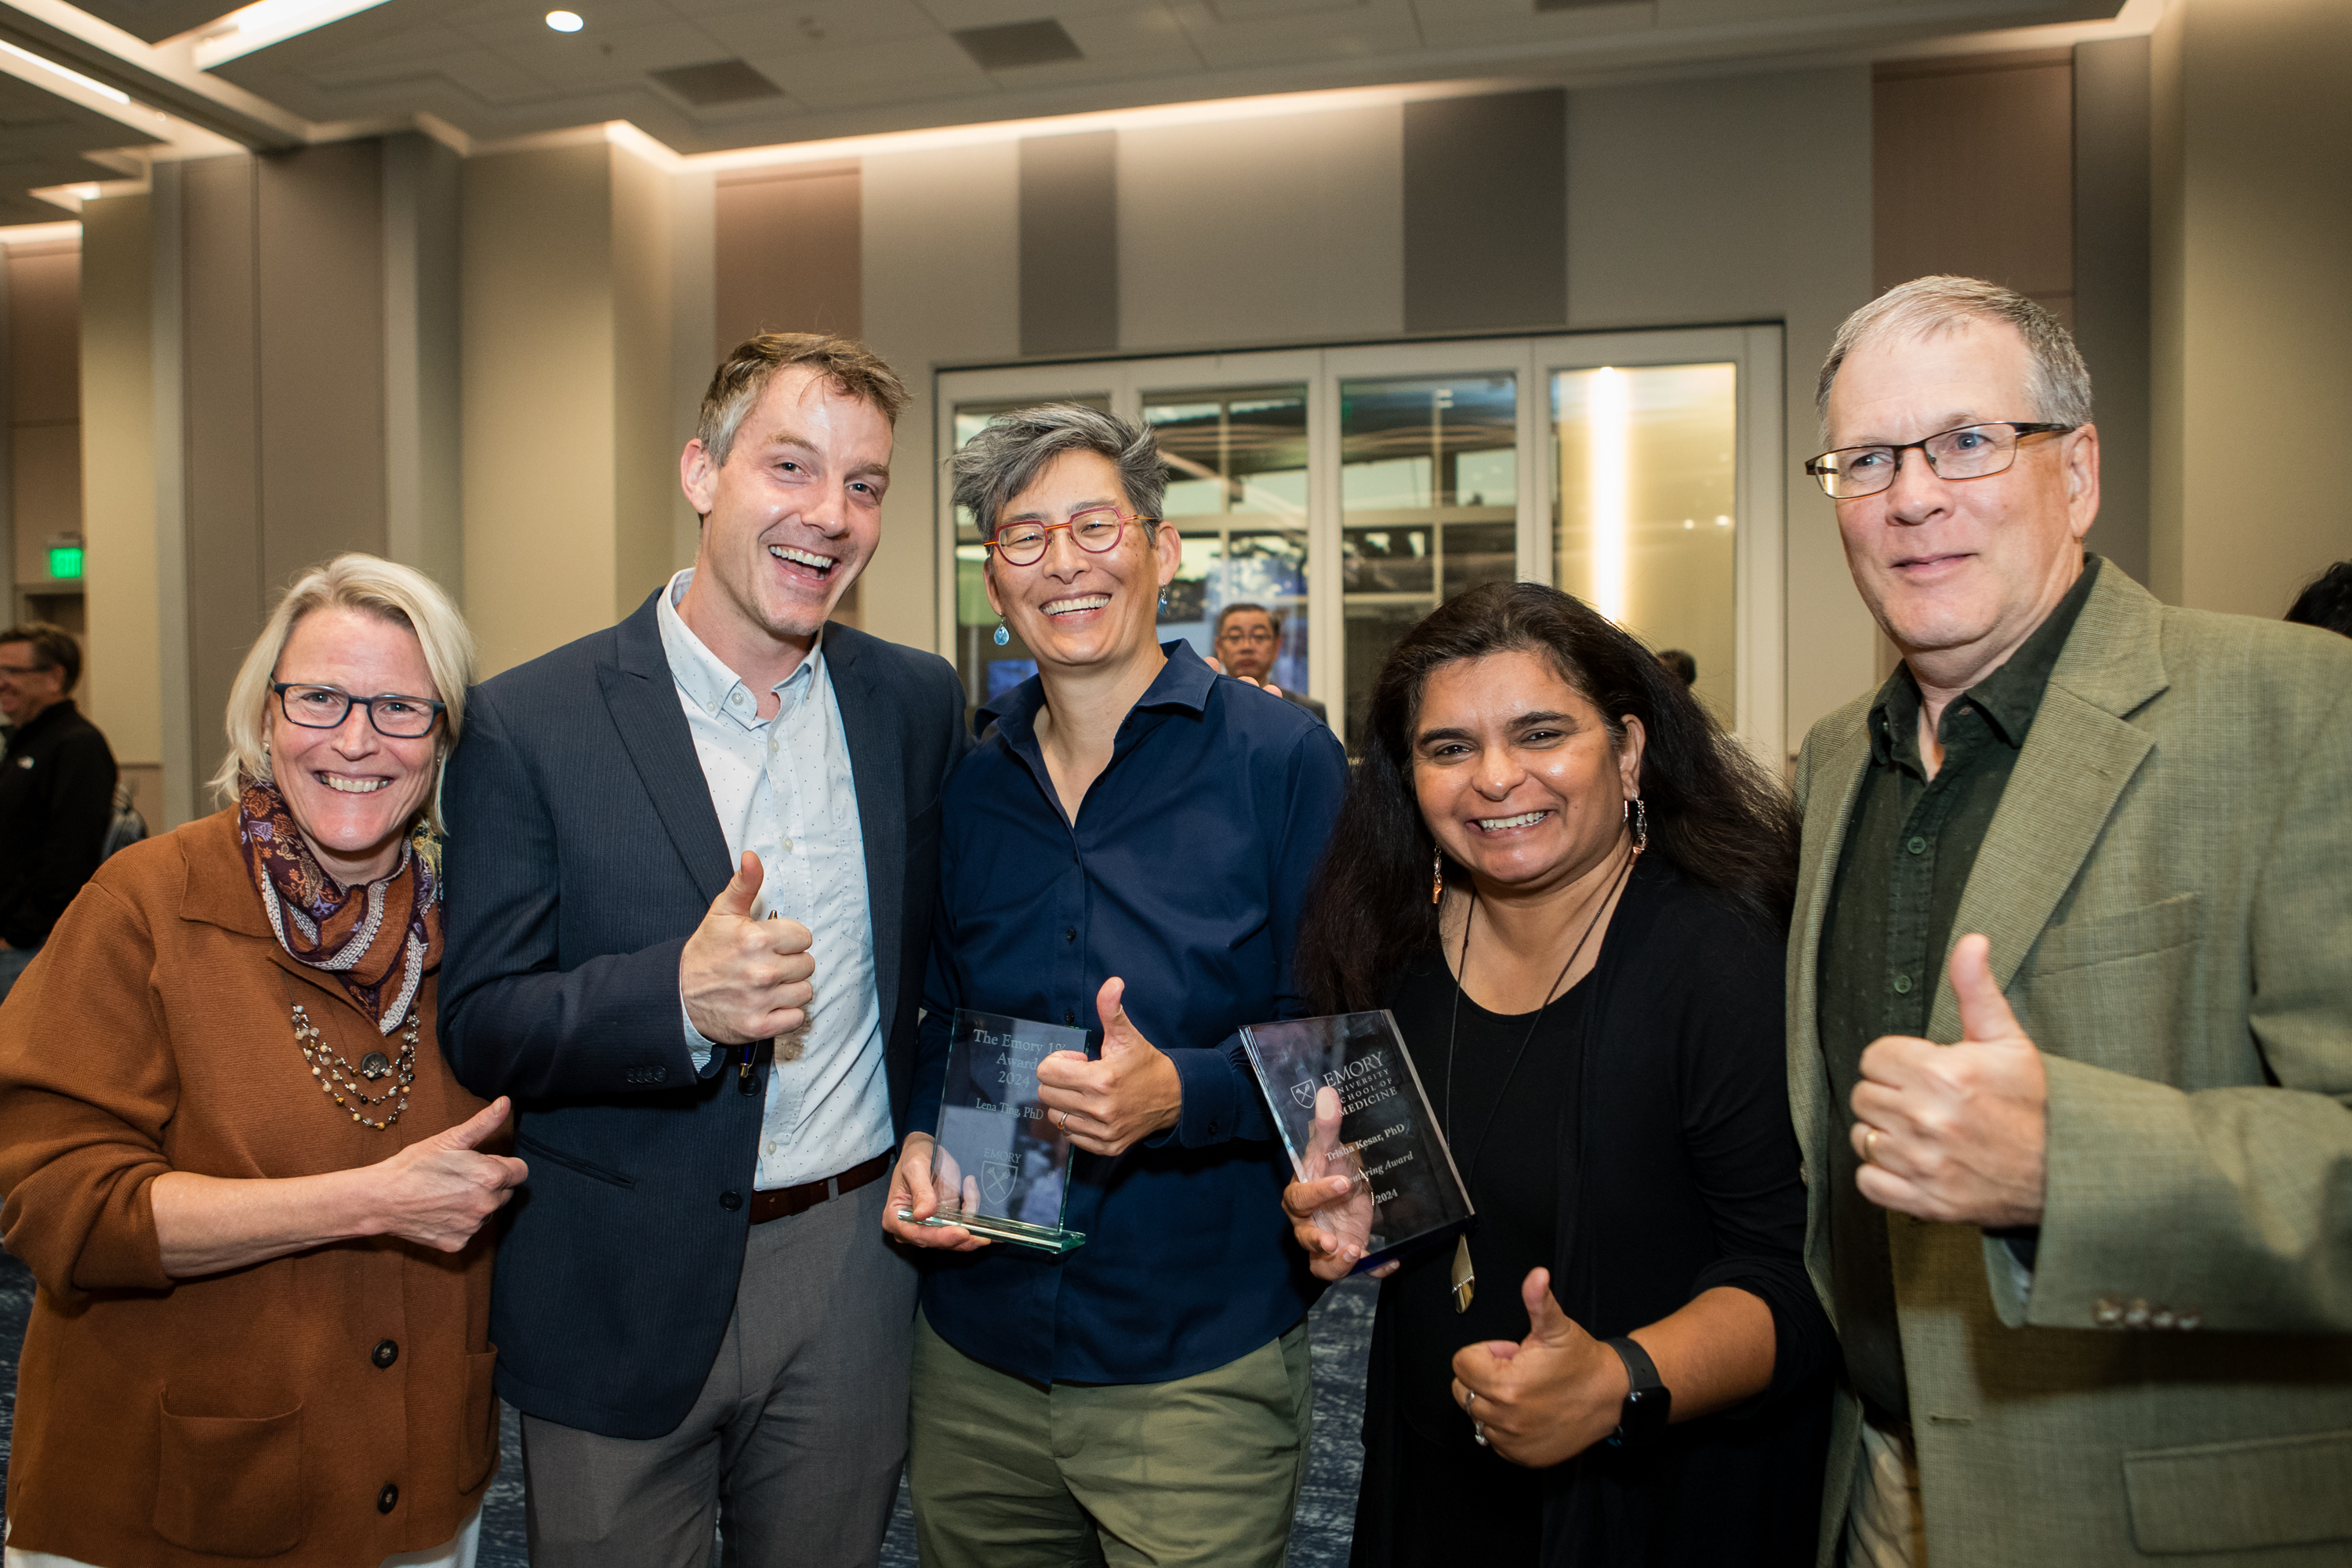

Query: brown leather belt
(748, 1152), (891, 1225)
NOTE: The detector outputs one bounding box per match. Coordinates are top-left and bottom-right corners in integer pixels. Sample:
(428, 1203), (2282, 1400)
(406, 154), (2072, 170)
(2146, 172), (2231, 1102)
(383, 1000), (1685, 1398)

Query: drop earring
(1625, 795), (1650, 855)
(993, 617), (1010, 648)
(1430, 848), (1444, 906)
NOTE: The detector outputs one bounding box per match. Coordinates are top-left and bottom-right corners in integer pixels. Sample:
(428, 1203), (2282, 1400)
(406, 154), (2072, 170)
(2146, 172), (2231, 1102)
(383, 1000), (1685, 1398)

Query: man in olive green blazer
(1792, 277), (2352, 1567)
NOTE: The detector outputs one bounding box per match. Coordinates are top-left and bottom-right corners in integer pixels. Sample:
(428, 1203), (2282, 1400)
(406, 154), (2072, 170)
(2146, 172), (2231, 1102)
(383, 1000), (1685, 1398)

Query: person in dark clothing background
(2284, 558), (2352, 637)
(1284, 581), (1833, 1568)
(0, 622), (116, 1001)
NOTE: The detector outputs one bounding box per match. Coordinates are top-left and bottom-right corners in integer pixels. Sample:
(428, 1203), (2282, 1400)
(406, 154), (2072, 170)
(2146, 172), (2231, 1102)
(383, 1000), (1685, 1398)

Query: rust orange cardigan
(0, 809), (501, 1566)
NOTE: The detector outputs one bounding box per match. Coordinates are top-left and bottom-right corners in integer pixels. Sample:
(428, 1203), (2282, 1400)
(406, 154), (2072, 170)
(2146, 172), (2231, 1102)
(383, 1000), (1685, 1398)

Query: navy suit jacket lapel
(824, 627), (908, 1049)
(600, 592), (732, 906)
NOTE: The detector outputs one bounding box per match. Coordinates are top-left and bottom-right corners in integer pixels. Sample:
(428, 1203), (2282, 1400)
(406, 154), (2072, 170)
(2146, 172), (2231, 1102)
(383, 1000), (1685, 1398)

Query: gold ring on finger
(1864, 1128), (1882, 1166)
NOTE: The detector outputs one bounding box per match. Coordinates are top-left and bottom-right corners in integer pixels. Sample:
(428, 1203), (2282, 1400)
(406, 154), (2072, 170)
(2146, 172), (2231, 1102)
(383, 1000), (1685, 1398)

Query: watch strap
(1602, 1335), (1671, 1446)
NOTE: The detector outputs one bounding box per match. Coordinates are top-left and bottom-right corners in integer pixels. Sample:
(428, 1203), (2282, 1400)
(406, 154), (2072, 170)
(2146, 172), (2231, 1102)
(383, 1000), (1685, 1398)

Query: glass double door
(938, 328), (1783, 760)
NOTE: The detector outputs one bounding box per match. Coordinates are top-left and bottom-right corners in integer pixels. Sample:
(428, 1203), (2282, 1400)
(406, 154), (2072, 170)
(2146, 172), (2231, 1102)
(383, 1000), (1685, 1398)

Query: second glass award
(899, 1008), (1089, 1254)
(1239, 1011), (1474, 1273)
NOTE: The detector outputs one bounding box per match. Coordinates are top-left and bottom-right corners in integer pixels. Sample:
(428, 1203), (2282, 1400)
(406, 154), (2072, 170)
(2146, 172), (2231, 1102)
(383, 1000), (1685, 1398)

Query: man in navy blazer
(441, 334), (968, 1567)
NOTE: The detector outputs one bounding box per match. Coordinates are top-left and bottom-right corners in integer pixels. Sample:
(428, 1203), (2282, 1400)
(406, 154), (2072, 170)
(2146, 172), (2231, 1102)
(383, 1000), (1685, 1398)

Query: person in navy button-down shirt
(884, 405), (1347, 1568)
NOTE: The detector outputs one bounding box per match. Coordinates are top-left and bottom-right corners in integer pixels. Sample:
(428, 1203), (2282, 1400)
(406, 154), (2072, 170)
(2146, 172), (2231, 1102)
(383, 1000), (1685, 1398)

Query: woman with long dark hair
(1286, 580), (1832, 1566)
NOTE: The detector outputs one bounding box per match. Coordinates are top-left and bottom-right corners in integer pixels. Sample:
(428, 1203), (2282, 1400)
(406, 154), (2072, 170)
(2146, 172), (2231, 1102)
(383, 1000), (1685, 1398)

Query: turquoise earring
(993, 618), (1010, 647)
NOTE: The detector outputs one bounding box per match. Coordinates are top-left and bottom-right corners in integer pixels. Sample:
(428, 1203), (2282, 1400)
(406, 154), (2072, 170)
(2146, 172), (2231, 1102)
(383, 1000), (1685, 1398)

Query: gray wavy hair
(949, 405), (1167, 539)
(1816, 275), (2092, 437)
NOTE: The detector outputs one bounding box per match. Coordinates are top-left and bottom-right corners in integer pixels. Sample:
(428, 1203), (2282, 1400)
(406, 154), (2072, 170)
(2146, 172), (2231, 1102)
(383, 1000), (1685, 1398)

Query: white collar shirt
(656, 568), (892, 1189)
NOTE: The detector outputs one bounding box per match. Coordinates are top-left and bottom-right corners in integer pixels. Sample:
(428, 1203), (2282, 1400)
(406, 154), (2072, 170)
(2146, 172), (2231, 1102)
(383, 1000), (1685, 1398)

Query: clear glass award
(898, 1009), (1088, 1254)
(1239, 1011), (1475, 1273)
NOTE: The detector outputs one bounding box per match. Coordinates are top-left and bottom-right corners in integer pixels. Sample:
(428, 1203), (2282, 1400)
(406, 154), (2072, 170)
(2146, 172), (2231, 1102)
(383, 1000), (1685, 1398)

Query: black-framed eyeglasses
(983, 507), (1158, 568)
(272, 682), (446, 739)
(1805, 421), (2075, 499)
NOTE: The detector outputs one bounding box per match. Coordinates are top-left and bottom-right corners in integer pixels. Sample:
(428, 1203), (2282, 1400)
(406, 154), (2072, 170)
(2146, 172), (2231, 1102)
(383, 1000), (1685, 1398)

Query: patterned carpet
(0, 1247), (1374, 1566)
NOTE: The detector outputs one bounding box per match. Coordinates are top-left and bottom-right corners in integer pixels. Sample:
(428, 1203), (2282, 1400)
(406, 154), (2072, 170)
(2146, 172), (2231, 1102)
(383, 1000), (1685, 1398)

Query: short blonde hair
(210, 554), (476, 831)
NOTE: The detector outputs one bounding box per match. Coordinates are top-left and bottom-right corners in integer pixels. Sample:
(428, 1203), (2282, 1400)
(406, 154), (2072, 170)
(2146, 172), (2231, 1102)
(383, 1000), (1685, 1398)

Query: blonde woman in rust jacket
(0, 554), (525, 1568)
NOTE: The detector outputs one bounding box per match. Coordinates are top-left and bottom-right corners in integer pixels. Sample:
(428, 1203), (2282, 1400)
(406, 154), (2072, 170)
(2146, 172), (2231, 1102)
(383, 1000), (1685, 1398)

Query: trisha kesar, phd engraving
(1240, 1011), (1472, 1272)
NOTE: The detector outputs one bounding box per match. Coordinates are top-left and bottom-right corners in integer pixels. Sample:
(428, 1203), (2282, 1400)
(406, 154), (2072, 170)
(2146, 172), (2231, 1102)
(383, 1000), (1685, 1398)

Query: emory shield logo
(982, 1159), (1017, 1207)
(1291, 1080), (1318, 1111)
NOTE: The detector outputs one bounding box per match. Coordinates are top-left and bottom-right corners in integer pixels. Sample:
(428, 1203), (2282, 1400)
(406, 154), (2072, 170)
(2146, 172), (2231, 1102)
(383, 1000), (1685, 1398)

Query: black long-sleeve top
(0, 700), (116, 949)
(1353, 855), (1835, 1567)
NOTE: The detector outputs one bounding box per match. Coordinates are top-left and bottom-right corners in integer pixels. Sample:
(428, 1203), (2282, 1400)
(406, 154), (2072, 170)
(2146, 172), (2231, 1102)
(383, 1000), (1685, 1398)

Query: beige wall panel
(9, 249), (80, 426)
(78, 196), (161, 797)
(181, 154), (263, 793)
(714, 165), (862, 353)
(1566, 67), (1878, 755)
(460, 143), (618, 677)
(2148, 0), (2185, 603)
(13, 423), (81, 575)
(1116, 105), (1405, 352)
(610, 142), (681, 623)
(860, 142), (1021, 654)
(2158, 0), (2352, 618)
(256, 141), (388, 590)
(383, 132), (466, 600)
(1874, 59), (2074, 305)
(670, 169), (715, 579)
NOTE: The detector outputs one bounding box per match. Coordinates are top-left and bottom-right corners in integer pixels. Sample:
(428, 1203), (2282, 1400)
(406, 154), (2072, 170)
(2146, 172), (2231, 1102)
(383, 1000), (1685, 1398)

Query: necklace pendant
(1450, 1235), (1475, 1314)
(360, 1051), (391, 1080)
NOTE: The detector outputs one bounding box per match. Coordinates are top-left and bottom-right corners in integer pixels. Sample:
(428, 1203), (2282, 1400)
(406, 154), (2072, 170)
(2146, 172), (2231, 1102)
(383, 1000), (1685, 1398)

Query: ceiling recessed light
(546, 10), (584, 31)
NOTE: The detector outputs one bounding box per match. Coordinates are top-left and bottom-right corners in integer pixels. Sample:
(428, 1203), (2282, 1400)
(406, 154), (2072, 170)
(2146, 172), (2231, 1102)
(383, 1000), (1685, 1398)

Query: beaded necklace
(291, 1001), (418, 1130)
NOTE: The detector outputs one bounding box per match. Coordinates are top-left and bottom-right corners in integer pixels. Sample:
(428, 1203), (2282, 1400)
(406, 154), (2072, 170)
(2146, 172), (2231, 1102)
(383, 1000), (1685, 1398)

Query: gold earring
(1430, 848), (1443, 906)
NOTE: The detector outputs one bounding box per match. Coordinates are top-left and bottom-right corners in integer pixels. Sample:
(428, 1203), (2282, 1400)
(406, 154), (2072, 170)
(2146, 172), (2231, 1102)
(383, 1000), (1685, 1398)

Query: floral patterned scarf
(237, 782), (443, 1036)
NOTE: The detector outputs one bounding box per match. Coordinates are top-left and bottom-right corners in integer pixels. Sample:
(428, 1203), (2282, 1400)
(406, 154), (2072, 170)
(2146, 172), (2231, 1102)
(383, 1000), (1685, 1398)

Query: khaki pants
(909, 1312), (1312, 1568)
(1845, 1416), (1927, 1568)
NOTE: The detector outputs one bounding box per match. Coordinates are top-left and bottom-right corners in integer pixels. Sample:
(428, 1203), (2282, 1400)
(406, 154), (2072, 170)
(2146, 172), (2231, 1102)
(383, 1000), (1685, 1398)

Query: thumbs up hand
(1448, 1267), (1625, 1468)
(1849, 932), (2049, 1227)
(1033, 976), (1182, 1157)
(681, 851), (817, 1046)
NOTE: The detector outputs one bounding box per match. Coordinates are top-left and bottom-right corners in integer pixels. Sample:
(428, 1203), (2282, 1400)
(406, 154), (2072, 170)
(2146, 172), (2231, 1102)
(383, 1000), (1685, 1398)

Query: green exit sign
(47, 546), (82, 580)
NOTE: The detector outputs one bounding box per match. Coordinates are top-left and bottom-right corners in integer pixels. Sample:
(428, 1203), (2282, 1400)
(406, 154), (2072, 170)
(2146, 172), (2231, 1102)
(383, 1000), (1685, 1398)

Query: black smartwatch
(1602, 1336), (1671, 1447)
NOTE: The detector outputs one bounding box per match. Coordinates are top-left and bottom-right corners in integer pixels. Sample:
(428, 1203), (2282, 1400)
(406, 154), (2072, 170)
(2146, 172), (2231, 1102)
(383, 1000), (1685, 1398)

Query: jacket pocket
(461, 1348), (500, 1492)
(515, 1131), (636, 1188)
(2028, 892), (2200, 976)
(154, 1392), (304, 1556)
(2124, 1427), (2352, 1554)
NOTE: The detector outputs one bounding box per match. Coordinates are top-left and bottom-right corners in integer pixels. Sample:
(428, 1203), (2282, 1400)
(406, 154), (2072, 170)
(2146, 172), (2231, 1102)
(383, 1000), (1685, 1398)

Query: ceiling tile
(690, 0), (943, 58)
(1169, 0), (1424, 69)
(918, 1), (1176, 28)
(67, 0), (244, 46)
(473, 20), (738, 91)
(751, 34), (990, 111)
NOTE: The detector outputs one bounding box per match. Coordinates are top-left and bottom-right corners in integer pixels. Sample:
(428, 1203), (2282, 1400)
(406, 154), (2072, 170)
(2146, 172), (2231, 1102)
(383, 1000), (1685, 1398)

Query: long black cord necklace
(1441, 840), (1638, 1314)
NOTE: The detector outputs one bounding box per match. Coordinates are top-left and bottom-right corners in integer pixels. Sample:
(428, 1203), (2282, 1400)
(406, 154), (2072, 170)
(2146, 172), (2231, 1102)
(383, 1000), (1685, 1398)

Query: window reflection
(1553, 363), (1738, 717)
(1142, 387), (1311, 695)
(1338, 374), (1515, 750)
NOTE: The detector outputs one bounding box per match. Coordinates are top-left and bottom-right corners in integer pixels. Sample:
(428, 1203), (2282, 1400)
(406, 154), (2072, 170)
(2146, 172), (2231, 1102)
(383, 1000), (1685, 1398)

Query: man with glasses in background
(1212, 601), (1327, 725)
(1787, 275), (2352, 1568)
(0, 623), (115, 1002)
